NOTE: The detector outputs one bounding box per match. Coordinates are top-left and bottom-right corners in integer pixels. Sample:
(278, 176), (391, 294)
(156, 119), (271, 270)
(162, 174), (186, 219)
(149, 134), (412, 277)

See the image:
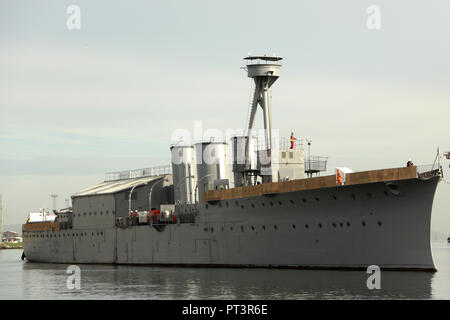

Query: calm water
(0, 242), (449, 300)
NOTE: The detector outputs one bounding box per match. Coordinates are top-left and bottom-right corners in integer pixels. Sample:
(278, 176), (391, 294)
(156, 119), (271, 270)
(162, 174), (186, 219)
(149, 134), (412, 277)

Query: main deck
(204, 166), (419, 202)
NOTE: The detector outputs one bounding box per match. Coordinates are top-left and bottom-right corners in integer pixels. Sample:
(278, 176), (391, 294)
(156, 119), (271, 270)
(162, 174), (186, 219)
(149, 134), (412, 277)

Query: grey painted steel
(231, 136), (258, 187)
(245, 59), (281, 185)
(170, 145), (197, 204)
(194, 142), (230, 202)
(23, 176), (439, 271)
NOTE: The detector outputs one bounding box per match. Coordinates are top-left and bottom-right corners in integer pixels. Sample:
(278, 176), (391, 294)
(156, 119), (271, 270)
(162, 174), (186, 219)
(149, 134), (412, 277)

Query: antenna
(306, 139), (312, 177)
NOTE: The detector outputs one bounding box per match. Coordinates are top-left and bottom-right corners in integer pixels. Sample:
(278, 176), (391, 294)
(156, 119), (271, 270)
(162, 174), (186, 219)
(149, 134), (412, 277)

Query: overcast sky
(0, 0), (449, 233)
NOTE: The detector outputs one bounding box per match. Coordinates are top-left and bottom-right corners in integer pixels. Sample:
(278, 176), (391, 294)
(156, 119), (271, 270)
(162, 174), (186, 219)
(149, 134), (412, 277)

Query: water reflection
(21, 262), (435, 299)
(1, 244), (448, 299)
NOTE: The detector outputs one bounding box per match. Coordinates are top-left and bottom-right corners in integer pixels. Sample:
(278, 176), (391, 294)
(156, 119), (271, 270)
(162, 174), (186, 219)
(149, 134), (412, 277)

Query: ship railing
(416, 164), (442, 179)
(105, 165), (172, 182)
(305, 156), (328, 172)
(115, 212), (197, 229)
(256, 137), (304, 151)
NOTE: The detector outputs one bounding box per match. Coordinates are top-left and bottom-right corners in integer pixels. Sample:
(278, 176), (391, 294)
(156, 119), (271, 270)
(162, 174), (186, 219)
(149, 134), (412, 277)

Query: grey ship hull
(23, 176), (439, 270)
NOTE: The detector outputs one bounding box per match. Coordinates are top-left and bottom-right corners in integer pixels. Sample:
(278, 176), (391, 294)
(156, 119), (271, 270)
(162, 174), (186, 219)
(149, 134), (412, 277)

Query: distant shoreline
(0, 243), (23, 250)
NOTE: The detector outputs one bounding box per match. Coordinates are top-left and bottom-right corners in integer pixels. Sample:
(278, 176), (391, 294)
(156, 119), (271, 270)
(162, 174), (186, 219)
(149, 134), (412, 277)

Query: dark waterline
(0, 242), (449, 299)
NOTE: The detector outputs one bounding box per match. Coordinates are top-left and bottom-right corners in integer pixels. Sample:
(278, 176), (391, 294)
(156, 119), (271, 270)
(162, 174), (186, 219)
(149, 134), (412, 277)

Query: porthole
(315, 197), (319, 202)
(367, 193), (372, 199)
(278, 201), (282, 206)
(351, 194), (356, 200)
(292, 224), (296, 229)
(347, 222), (351, 227)
(251, 204), (255, 208)
(362, 221), (366, 227)
(274, 225), (278, 230)
(89, 212), (92, 216)
(332, 195), (337, 200)
(251, 226), (255, 231)
(302, 198), (307, 203)
(318, 223), (322, 228)
(241, 225), (244, 232)
(83, 212), (86, 216)
(94, 212), (97, 215)
(221, 226), (224, 232)
(230, 226), (233, 231)
(241, 205), (244, 209)
(270, 202), (274, 206)
(340, 222), (343, 227)
(305, 224), (309, 229)
(262, 225), (266, 230)
(384, 191), (389, 197)
(235, 201), (239, 206)
(332, 222), (337, 228)
(205, 204), (209, 209)
(211, 227), (214, 232)
(218, 203), (222, 208)
(378, 221), (382, 227)
(226, 202), (229, 208)
(262, 203), (265, 207)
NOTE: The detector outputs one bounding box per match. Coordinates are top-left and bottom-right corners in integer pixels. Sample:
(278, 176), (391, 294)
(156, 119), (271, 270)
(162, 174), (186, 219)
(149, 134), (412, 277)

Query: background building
(0, 194), (3, 243)
(2, 230), (22, 243)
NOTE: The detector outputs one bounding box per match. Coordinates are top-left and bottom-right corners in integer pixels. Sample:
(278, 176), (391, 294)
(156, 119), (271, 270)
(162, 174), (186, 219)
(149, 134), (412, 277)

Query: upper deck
(203, 166), (421, 202)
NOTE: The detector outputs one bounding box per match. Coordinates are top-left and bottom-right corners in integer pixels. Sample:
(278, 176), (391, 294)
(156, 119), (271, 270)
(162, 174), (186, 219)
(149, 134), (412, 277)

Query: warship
(22, 55), (443, 271)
